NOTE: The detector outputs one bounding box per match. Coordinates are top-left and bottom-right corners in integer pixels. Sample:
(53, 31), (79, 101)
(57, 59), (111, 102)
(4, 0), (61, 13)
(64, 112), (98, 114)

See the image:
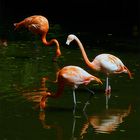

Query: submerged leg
(106, 94), (109, 109)
(83, 86), (95, 111)
(105, 76), (111, 109)
(73, 89), (77, 106)
(72, 88), (77, 115)
(84, 86), (95, 95)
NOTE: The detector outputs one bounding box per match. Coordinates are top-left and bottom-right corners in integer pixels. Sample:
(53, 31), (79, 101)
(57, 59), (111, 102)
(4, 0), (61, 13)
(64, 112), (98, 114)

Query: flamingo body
(58, 66), (100, 87)
(91, 53), (129, 74)
(14, 15), (49, 35)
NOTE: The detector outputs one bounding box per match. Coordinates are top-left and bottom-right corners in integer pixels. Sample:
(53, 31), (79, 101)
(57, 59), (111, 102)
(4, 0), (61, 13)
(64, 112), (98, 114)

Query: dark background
(0, 0), (140, 38)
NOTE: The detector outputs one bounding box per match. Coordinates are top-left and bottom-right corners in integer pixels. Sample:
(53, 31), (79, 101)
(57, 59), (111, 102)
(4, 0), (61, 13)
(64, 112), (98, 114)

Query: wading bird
(66, 34), (132, 95)
(40, 65), (102, 111)
(14, 15), (61, 61)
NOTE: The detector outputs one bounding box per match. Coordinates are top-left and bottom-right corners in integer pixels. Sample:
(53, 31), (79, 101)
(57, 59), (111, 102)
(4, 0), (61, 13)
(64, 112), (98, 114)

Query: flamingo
(13, 15), (61, 61)
(66, 34), (133, 96)
(40, 65), (102, 111)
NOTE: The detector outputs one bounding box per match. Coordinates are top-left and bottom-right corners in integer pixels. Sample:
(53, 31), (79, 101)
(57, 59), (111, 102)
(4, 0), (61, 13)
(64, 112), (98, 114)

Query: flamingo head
(13, 23), (18, 30)
(92, 76), (103, 85)
(66, 34), (76, 45)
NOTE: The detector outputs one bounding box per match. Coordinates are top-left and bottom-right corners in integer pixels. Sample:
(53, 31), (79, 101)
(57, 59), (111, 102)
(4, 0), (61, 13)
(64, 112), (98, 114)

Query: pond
(0, 37), (140, 140)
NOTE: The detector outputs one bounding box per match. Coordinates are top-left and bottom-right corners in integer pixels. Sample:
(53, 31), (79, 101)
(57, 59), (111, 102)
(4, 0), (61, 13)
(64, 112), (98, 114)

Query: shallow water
(0, 40), (140, 140)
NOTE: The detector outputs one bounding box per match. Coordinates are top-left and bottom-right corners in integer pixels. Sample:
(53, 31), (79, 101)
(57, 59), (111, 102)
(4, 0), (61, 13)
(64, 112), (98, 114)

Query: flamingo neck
(50, 82), (65, 98)
(41, 34), (61, 58)
(74, 36), (94, 69)
(40, 80), (65, 110)
(124, 66), (133, 79)
(41, 82), (64, 101)
(14, 20), (25, 30)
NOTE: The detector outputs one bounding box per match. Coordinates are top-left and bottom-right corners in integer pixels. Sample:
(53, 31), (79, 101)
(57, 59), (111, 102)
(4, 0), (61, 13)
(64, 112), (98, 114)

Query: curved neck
(124, 66), (133, 79)
(50, 82), (65, 98)
(14, 20), (25, 30)
(40, 82), (64, 110)
(41, 81), (64, 101)
(74, 36), (93, 69)
(41, 34), (61, 58)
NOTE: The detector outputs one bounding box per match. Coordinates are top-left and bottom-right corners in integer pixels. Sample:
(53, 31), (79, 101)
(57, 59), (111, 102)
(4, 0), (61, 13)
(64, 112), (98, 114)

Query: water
(0, 39), (140, 140)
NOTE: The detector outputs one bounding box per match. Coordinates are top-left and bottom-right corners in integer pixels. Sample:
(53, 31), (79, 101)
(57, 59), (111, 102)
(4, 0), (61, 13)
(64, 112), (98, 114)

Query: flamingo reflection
(22, 77), (49, 109)
(39, 111), (63, 140)
(80, 105), (131, 139)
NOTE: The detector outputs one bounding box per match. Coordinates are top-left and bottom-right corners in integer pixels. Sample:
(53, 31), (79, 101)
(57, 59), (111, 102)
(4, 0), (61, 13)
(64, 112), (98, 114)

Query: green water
(0, 39), (139, 140)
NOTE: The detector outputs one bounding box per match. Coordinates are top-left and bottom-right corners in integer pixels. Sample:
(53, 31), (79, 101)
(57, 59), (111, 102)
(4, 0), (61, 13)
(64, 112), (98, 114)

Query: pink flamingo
(66, 34), (132, 96)
(40, 65), (102, 111)
(14, 15), (61, 61)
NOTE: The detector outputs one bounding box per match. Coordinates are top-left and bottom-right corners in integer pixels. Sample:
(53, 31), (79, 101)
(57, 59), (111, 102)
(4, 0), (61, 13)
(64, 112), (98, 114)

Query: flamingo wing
(59, 66), (94, 86)
(93, 54), (125, 74)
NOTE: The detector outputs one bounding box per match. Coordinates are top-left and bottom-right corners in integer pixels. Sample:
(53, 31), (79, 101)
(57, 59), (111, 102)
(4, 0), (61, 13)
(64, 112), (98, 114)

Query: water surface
(0, 39), (139, 140)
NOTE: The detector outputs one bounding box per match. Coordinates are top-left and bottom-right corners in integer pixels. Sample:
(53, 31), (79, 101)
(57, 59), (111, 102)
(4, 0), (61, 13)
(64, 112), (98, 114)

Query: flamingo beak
(94, 77), (103, 85)
(66, 40), (70, 45)
(13, 23), (17, 30)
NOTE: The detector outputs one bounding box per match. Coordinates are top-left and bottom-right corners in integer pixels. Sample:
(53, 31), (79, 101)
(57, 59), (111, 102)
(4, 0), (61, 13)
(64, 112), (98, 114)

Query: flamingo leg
(105, 76), (111, 109)
(105, 76), (109, 93)
(71, 116), (76, 139)
(84, 86), (95, 95)
(106, 94), (109, 110)
(83, 101), (90, 111)
(73, 89), (77, 106)
(72, 88), (77, 115)
(83, 86), (95, 111)
(105, 76), (111, 95)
